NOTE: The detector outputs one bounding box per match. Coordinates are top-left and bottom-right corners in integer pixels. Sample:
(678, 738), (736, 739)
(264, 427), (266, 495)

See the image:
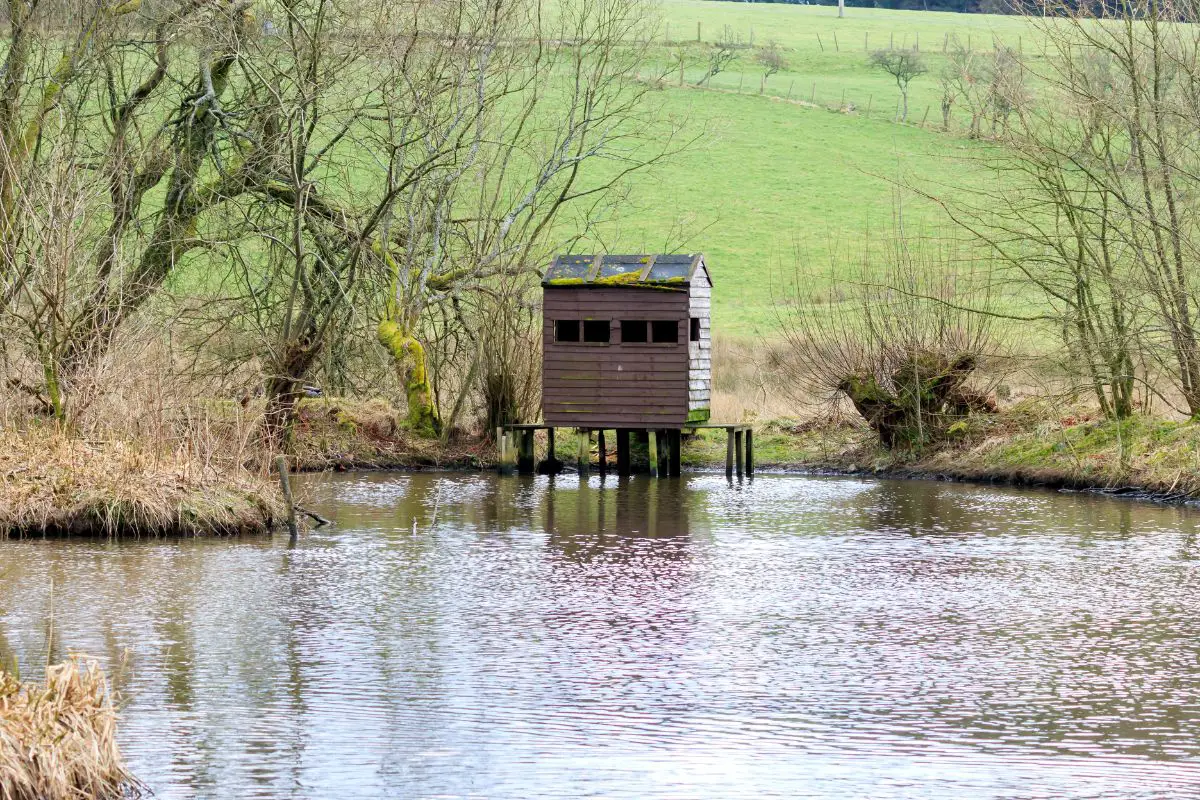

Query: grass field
(573, 1), (1038, 332)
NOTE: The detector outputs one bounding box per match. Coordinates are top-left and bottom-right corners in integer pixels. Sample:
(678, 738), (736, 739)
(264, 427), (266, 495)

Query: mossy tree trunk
(378, 318), (440, 438)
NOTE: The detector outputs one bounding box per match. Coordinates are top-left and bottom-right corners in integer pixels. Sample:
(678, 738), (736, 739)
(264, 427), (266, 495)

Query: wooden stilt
(616, 429), (631, 476)
(518, 429), (535, 475)
(745, 428), (754, 476)
(735, 429), (744, 478)
(657, 431), (672, 480)
(547, 427), (556, 463)
(669, 429), (682, 477)
(577, 429), (590, 477)
(648, 430), (660, 478)
(725, 428), (735, 479)
(637, 430), (651, 474)
(496, 427), (505, 474)
(598, 430), (608, 477)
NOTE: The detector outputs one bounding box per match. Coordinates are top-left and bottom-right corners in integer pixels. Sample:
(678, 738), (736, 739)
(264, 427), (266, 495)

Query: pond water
(4, 473), (1200, 798)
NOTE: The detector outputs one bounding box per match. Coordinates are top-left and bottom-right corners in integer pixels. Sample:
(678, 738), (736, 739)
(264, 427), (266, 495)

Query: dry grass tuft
(0, 657), (144, 800)
(0, 427), (283, 537)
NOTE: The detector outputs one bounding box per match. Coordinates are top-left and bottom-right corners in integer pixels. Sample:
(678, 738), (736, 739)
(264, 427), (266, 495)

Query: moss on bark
(378, 320), (440, 438)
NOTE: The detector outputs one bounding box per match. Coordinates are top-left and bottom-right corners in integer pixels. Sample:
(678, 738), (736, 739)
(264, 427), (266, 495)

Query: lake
(3, 473), (1200, 798)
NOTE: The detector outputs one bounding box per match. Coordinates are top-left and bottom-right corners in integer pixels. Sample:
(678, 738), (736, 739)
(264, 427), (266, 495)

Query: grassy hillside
(575, 1), (1035, 332)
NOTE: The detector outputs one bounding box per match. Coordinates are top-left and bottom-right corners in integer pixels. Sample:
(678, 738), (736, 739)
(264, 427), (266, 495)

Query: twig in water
(294, 504), (331, 527)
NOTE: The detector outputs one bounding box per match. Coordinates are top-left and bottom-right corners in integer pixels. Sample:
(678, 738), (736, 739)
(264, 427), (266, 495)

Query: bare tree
(940, 39), (988, 136)
(757, 40), (787, 94)
(695, 26), (742, 87)
(870, 48), (927, 122)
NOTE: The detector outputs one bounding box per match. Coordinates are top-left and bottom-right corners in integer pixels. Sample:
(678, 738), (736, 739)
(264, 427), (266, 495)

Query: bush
(775, 234), (1003, 451)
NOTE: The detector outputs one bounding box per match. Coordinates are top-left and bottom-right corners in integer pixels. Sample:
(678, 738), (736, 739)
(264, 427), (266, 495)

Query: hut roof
(542, 254), (708, 287)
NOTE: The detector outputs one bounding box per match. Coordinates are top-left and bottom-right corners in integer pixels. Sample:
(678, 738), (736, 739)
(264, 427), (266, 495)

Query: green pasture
(560, 2), (1036, 332)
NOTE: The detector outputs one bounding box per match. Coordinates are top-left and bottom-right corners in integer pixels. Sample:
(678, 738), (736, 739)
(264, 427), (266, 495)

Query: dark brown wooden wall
(542, 286), (690, 427)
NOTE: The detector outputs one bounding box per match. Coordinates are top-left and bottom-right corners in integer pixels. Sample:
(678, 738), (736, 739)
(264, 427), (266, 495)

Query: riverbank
(1, 430), (283, 537)
(288, 397), (1200, 502)
(683, 403), (1200, 503)
(8, 398), (1199, 539)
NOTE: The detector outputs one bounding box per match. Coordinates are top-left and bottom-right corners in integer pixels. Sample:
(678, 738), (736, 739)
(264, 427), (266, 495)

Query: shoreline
(9, 401), (1200, 538)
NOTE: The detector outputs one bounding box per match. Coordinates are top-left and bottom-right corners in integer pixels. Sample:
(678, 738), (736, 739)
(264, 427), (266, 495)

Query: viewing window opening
(555, 319), (580, 342)
(583, 319), (611, 343)
(690, 317), (701, 342)
(651, 320), (678, 344)
(621, 320), (648, 343)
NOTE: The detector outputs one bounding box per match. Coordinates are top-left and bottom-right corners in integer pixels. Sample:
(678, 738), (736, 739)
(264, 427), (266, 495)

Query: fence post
(786, 79), (794, 100)
(865, 31), (869, 51)
(943, 32), (948, 53)
(749, 26), (754, 47)
(697, 21), (701, 42)
(921, 104), (931, 126)
(915, 31), (919, 51)
(738, 72), (744, 93)
(840, 88), (846, 109)
(833, 31), (839, 52)
(810, 82), (816, 103)
(816, 32), (823, 52)
(866, 94), (873, 116)
(889, 31), (893, 48)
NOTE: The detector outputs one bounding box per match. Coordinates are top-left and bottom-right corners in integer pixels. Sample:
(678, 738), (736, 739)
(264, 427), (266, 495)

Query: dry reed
(1, 427), (282, 537)
(0, 657), (144, 800)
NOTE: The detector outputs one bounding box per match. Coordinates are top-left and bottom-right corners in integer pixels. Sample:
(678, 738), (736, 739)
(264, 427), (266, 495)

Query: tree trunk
(378, 319), (441, 437)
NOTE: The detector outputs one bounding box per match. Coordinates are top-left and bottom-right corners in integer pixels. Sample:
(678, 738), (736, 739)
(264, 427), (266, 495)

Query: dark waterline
(3, 473), (1200, 799)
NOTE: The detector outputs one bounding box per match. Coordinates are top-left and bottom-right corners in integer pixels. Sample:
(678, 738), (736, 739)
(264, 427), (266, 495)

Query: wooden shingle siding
(687, 268), (713, 415)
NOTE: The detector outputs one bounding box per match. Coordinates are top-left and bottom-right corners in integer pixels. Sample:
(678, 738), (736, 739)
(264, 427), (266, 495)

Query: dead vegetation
(0, 657), (144, 800)
(0, 427), (282, 537)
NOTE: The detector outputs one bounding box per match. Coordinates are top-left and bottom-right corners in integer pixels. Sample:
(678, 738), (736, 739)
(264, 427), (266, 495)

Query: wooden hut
(541, 253), (713, 428)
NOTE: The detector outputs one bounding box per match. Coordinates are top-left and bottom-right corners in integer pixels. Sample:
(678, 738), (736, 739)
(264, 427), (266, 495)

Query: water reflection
(2, 474), (1200, 798)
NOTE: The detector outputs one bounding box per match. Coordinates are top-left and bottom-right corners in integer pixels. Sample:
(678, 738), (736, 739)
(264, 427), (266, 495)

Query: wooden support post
(616, 429), (631, 476)
(746, 428), (754, 476)
(547, 427), (556, 467)
(275, 455), (298, 540)
(648, 430), (660, 478)
(577, 429), (590, 477)
(669, 430), (682, 477)
(598, 430), (608, 477)
(658, 432), (672, 479)
(495, 426), (504, 474)
(735, 429), (745, 478)
(725, 428), (735, 479)
(517, 429), (535, 475)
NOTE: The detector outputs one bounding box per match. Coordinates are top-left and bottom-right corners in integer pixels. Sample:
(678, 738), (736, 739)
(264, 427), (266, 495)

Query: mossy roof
(543, 254), (710, 288)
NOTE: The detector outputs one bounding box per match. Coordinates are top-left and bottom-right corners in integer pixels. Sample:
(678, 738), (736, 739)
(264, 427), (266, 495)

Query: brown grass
(1, 427), (282, 537)
(0, 657), (144, 800)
